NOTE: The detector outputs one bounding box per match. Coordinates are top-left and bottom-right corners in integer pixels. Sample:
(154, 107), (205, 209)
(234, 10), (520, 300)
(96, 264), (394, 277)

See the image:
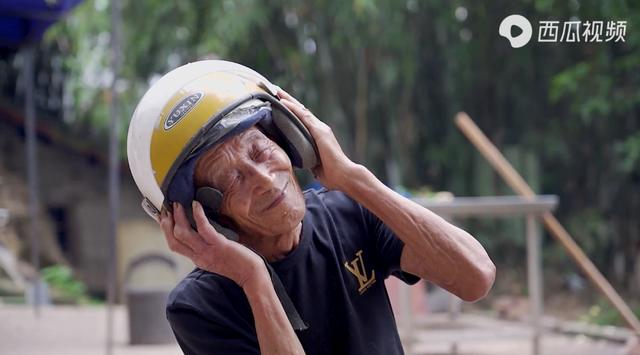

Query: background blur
(1, 0), (639, 354)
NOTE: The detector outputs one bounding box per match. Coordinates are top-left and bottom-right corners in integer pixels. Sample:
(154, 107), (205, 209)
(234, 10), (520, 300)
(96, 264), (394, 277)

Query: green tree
(11, 0), (640, 297)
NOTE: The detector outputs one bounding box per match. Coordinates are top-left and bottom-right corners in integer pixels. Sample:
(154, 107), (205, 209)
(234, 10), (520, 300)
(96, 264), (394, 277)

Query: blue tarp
(0, 0), (83, 49)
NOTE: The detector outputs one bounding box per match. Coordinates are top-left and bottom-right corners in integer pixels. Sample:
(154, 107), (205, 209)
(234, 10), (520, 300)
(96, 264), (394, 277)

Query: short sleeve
(167, 306), (260, 355)
(361, 205), (420, 285)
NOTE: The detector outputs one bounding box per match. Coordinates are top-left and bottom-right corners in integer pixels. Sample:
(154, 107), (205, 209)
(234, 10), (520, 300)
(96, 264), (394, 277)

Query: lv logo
(344, 250), (376, 294)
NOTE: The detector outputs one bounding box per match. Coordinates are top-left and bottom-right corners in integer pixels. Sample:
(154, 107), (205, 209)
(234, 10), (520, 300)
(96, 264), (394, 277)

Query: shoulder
(166, 270), (259, 353)
(167, 268), (250, 320)
(303, 188), (363, 217)
(302, 188), (370, 238)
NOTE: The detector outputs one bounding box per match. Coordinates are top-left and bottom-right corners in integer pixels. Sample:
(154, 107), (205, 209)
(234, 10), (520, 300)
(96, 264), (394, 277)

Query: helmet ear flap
(195, 187), (223, 213)
(271, 108), (318, 169)
(255, 99), (319, 170)
(194, 187), (239, 241)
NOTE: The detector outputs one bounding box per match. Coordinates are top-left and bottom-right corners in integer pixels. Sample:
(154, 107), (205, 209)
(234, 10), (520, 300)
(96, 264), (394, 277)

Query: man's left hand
(278, 89), (359, 191)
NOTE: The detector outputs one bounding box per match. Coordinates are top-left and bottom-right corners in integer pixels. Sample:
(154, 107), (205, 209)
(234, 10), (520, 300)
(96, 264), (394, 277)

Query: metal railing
(399, 195), (558, 355)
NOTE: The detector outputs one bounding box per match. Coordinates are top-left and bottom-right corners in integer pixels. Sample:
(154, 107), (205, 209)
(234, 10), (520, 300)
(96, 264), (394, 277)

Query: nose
(244, 162), (275, 193)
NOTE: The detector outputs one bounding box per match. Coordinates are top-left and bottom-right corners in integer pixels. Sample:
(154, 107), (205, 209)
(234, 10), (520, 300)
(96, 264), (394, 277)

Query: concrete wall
(0, 120), (193, 295)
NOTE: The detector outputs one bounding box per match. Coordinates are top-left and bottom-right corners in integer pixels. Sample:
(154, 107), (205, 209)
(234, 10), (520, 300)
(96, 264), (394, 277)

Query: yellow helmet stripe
(149, 72), (266, 187)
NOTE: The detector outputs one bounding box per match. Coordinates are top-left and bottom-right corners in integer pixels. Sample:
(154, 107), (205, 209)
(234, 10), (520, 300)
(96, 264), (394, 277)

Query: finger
(172, 203), (207, 251)
(192, 200), (224, 245)
(159, 209), (182, 250)
(159, 211), (195, 257)
(276, 88), (304, 107)
(157, 208), (166, 225)
(167, 235), (196, 259)
(159, 209), (174, 235)
(281, 98), (318, 128)
(172, 202), (191, 228)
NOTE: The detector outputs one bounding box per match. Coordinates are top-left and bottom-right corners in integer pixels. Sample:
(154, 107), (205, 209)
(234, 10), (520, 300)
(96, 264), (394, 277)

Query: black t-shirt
(166, 188), (420, 355)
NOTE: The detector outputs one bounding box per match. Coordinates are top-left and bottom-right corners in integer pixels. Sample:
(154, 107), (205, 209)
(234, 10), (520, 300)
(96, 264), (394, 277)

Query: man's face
(194, 127), (305, 238)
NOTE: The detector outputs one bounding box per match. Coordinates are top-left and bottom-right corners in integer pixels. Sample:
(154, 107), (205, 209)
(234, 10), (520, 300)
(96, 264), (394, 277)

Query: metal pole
(448, 292), (461, 355)
(399, 281), (413, 354)
(446, 216), (460, 355)
(456, 112), (640, 334)
(24, 43), (41, 316)
(526, 214), (543, 355)
(106, 0), (122, 353)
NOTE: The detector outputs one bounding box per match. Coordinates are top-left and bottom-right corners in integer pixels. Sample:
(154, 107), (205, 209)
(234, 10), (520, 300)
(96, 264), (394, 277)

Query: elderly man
(127, 61), (495, 355)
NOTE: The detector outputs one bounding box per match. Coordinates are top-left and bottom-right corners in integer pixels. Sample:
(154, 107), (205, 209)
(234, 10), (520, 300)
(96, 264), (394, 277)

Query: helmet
(128, 61), (313, 331)
(127, 60), (318, 229)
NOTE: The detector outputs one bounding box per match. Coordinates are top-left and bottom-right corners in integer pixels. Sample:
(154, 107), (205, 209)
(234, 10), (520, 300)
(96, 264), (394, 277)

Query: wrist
(240, 263), (272, 294)
(339, 163), (371, 193)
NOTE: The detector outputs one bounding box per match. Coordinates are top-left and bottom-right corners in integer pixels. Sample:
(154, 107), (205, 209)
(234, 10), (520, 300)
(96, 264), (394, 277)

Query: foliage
(40, 265), (98, 304)
(4, 0), (640, 295)
(581, 298), (640, 326)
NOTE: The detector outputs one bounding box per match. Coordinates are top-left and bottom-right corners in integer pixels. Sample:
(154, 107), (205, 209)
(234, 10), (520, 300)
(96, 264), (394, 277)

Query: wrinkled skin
(159, 125), (308, 287)
(193, 127), (306, 240)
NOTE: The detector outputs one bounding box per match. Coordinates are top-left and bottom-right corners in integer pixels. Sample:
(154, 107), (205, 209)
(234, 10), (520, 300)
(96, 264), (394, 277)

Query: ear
(195, 186), (223, 213)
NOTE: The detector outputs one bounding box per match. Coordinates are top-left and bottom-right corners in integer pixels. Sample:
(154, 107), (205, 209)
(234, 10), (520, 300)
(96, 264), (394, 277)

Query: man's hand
(160, 201), (306, 355)
(278, 89), (359, 191)
(159, 201), (267, 288)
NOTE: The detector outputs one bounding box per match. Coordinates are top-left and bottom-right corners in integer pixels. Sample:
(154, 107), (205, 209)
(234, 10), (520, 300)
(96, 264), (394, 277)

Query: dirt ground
(1, 305), (181, 355)
(0, 304), (632, 355)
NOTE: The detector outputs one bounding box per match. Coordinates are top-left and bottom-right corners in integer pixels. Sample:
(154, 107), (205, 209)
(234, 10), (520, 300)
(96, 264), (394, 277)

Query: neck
(239, 222), (303, 262)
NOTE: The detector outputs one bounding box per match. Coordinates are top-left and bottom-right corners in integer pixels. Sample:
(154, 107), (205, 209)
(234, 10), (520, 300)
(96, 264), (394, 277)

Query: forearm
(276, 89), (494, 300)
(342, 164), (495, 301)
(243, 269), (305, 355)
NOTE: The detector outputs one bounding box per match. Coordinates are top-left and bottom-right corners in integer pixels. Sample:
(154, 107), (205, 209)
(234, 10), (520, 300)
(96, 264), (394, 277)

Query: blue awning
(0, 0), (84, 49)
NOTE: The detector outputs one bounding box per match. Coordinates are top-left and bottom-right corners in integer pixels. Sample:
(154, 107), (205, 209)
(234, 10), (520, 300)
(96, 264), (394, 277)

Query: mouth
(264, 181), (288, 212)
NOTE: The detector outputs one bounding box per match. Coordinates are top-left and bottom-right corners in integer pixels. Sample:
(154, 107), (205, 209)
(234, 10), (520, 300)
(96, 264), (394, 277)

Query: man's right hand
(160, 201), (306, 355)
(159, 200), (268, 288)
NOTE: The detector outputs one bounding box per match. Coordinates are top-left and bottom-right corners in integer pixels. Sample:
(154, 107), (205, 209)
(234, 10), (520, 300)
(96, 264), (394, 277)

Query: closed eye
(251, 146), (271, 162)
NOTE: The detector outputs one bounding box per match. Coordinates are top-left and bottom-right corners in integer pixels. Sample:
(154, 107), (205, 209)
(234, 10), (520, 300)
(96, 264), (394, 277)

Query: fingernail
(192, 200), (198, 210)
